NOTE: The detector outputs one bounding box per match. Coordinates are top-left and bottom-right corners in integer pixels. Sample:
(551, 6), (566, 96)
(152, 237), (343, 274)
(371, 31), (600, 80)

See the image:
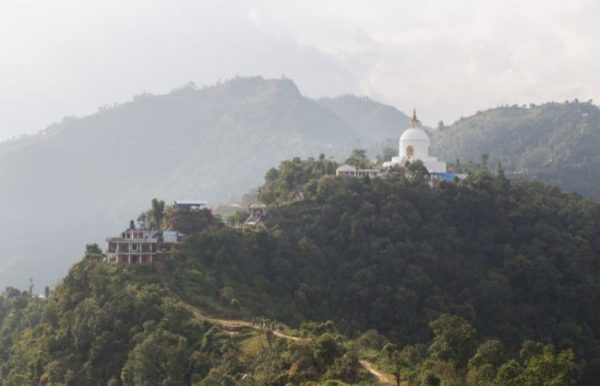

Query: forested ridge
(167, 157), (600, 383)
(431, 100), (600, 200)
(2, 156), (599, 384)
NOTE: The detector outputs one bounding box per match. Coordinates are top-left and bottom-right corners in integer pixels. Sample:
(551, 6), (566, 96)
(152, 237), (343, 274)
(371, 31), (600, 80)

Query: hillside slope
(0, 164), (588, 385)
(161, 157), (598, 384)
(431, 101), (600, 199)
(318, 95), (410, 140)
(0, 77), (407, 289)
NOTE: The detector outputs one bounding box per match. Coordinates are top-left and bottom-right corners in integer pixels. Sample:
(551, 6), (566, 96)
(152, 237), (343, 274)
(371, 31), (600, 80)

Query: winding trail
(273, 330), (306, 341)
(182, 302), (308, 341)
(181, 301), (391, 383)
(359, 360), (394, 384)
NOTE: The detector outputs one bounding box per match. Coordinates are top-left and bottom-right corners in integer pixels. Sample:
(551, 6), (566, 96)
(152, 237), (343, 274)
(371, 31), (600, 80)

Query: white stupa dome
(400, 127), (430, 143)
(384, 109), (447, 173)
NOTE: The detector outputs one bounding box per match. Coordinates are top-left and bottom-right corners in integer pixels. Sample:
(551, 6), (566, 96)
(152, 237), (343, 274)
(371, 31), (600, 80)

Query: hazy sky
(1, 0), (599, 139)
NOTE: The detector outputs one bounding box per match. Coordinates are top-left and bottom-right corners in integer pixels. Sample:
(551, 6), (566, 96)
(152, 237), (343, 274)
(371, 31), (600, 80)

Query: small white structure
(383, 110), (446, 173)
(336, 164), (383, 178)
(162, 231), (185, 243)
(335, 164), (357, 176)
(173, 200), (208, 212)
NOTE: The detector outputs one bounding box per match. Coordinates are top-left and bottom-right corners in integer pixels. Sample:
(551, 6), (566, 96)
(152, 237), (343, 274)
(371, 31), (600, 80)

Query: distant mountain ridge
(0, 76), (408, 289)
(318, 94), (410, 140)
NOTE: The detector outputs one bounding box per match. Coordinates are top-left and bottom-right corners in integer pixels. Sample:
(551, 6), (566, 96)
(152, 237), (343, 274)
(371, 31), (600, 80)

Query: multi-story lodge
(106, 200), (211, 265)
(106, 220), (182, 264)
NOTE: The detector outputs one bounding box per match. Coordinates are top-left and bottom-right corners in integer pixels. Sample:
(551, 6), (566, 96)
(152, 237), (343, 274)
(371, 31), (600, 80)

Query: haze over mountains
(1, 76), (600, 290)
(0, 77), (408, 289)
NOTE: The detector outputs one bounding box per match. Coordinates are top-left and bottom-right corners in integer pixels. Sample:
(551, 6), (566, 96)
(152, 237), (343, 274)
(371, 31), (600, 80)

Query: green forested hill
(0, 247), (241, 385)
(431, 101), (600, 200)
(164, 157), (599, 384)
(0, 77), (407, 290)
(1, 159), (595, 385)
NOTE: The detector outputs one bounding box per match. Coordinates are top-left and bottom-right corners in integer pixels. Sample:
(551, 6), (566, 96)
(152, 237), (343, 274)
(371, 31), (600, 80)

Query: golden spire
(410, 108), (421, 127)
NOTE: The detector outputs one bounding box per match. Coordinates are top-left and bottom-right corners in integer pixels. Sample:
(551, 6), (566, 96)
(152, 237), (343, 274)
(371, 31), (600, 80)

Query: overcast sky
(1, 0), (599, 139)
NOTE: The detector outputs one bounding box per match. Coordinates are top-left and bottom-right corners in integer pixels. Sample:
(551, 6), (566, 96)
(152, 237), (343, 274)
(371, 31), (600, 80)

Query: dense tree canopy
(1, 155), (598, 384)
(431, 100), (600, 200)
(0, 247), (236, 386)
(167, 157), (600, 383)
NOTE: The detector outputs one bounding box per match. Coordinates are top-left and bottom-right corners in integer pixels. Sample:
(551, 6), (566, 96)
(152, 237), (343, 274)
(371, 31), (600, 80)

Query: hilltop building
(335, 165), (383, 178)
(106, 220), (183, 264)
(106, 220), (178, 264)
(164, 200), (213, 235)
(106, 199), (209, 264)
(173, 200), (209, 212)
(383, 110), (446, 173)
(335, 109), (465, 181)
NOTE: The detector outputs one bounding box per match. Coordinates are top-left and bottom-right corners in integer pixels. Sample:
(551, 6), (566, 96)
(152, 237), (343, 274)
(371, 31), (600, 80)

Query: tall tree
(344, 149), (371, 169)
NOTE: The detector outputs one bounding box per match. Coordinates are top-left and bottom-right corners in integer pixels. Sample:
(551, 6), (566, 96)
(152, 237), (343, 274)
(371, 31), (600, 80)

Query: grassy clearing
(238, 330), (269, 356)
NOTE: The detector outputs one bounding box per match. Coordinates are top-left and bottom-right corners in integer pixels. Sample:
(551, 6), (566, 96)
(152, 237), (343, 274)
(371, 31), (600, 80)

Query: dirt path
(273, 330), (308, 341)
(359, 360), (394, 385)
(182, 303), (252, 328)
(183, 300), (390, 383)
(182, 302), (308, 341)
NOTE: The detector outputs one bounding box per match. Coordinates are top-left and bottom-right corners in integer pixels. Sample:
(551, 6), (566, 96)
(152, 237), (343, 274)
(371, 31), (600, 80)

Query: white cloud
(246, 0), (600, 123)
(0, 0), (598, 137)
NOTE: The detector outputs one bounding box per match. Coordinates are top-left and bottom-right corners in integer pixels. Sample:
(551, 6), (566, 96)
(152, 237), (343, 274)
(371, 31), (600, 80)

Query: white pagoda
(383, 110), (446, 173)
